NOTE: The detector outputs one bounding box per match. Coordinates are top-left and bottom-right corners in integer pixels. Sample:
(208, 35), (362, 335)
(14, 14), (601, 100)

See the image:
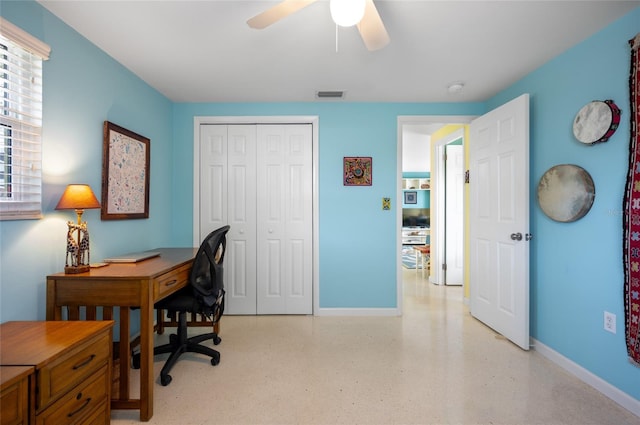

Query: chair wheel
(213, 335), (222, 345)
(211, 354), (220, 366)
(131, 354), (140, 369)
(160, 374), (172, 386)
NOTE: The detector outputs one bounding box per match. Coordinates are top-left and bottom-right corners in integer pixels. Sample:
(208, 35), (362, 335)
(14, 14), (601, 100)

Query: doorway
(398, 96), (530, 350)
(397, 116), (474, 313)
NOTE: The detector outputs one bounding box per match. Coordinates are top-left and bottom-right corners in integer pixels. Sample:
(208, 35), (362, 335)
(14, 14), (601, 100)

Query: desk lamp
(55, 184), (101, 273)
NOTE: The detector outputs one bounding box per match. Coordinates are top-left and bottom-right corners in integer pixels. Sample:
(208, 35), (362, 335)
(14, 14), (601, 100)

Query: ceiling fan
(247, 0), (390, 51)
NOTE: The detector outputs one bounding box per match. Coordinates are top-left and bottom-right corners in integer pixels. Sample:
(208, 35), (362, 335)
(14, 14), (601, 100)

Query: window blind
(0, 18), (49, 220)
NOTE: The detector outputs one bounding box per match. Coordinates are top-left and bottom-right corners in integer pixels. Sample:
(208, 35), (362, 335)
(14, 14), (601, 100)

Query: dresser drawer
(154, 264), (190, 300)
(37, 332), (110, 410)
(36, 364), (109, 425)
(79, 403), (108, 425)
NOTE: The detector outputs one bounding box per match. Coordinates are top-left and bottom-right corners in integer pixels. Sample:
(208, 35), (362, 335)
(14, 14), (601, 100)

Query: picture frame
(344, 156), (372, 186)
(101, 121), (150, 220)
(404, 191), (417, 204)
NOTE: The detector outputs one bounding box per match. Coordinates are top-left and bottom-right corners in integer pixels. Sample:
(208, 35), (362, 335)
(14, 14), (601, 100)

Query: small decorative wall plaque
(344, 156), (372, 186)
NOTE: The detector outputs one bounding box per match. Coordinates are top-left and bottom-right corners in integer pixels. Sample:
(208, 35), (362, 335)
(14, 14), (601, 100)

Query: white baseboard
(315, 307), (400, 316)
(532, 338), (640, 418)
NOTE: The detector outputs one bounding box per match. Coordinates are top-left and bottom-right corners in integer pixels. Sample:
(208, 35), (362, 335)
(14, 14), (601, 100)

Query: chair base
(132, 311), (221, 386)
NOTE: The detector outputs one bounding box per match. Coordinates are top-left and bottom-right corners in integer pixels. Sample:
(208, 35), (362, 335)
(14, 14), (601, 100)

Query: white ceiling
(37, 0), (639, 103)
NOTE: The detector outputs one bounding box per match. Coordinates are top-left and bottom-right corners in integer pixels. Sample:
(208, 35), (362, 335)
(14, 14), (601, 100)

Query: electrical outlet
(604, 311), (616, 334)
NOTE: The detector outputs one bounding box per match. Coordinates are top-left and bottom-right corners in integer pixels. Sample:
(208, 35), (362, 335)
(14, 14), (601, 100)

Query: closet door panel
(199, 125), (227, 239)
(226, 125), (257, 314)
(257, 125), (312, 314)
(257, 127), (286, 313)
(283, 126), (313, 314)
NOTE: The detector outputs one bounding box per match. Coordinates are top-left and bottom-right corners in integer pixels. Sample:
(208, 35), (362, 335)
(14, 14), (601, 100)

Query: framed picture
(404, 191), (417, 204)
(344, 156), (372, 186)
(101, 121), (150, 220)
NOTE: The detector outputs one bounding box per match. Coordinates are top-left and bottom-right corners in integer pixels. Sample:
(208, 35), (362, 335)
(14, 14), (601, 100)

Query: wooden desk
(46, 247), (197, 422)
(0, 321), (114, 425)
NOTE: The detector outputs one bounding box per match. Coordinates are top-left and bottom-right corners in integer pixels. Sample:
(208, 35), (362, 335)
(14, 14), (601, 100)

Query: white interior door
(469, 94), (530, 350)
(256, 124), (313, 314)
(445, 144), (464, 285)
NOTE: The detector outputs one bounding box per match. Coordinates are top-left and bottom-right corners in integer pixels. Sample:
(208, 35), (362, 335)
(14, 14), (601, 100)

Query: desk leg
(140, 289), (154, 421)
(118, 308), (130, 401)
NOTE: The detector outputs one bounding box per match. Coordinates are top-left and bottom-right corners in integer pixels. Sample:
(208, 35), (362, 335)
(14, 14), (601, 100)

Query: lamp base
(64, 265), (90, 274)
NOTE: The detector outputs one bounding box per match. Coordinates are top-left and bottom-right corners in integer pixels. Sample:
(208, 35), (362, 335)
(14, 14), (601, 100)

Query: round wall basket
(572, 99), (621, 145)
(537, 164), (595, 222)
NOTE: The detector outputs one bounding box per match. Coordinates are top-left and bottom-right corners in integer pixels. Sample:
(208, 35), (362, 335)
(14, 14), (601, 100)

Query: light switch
(382, 198), (391, 210)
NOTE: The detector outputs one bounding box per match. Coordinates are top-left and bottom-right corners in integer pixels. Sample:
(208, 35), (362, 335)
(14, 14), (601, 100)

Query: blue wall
(171, 103), (481, 308)
(488, 8), (640, 400)
(1, 0), (638, 408)
(0, 0), (175, 322)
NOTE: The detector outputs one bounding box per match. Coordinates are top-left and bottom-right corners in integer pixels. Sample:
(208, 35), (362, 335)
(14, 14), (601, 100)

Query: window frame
(0, 17), (50, 220)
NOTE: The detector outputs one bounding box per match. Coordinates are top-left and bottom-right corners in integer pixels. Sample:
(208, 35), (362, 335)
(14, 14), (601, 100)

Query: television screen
(402, 208), (430, 227)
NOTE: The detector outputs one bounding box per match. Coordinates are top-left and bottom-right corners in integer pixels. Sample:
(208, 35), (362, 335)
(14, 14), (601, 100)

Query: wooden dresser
(0, 321), (114, 425)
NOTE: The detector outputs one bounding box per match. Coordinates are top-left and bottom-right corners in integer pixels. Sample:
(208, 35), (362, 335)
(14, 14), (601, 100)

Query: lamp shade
(55, 184), (101, 210)
(330, 0), (366, 27)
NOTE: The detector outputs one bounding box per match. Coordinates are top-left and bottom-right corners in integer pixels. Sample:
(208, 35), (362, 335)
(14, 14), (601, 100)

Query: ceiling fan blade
(247, 0), (318, 29)
(357, 0), (390, 51)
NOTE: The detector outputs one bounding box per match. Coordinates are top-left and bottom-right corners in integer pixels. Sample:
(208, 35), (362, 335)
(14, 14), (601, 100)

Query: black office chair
(134, 225), (230, 386)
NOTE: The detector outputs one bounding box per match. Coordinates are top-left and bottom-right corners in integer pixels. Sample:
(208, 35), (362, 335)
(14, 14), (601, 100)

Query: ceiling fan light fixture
(330, 0), (366, 27)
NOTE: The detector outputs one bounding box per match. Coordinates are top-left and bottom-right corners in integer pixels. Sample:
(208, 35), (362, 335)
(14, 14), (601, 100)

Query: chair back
(190, 225), (230, 317)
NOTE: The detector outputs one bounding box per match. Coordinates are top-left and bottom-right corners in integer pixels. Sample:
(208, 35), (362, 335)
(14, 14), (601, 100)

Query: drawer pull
(67, 397), (92, 418)
(72, 354), (96, 370)
(164, 279), (178, 287)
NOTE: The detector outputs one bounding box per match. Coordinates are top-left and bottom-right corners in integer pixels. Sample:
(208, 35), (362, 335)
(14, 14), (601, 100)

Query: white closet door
(199, 122), (313, 315)
(256, 124), (313, 314)
(200, 124), (257, 314)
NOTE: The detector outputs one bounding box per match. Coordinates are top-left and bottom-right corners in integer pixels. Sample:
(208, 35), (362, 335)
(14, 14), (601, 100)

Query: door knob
(510, 232), (523, 241)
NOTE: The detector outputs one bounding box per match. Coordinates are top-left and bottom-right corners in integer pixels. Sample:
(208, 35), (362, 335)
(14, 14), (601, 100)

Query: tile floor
(111, 270), (639, 424)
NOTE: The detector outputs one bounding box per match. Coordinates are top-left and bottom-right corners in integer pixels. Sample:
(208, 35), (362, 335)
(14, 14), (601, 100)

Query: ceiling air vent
(316, 90), (345, 99)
